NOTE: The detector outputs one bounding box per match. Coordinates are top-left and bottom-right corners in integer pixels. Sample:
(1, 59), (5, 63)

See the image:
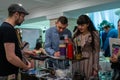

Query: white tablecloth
(99, 57), (112, 72)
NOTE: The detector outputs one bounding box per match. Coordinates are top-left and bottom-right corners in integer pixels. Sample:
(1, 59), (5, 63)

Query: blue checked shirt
(45, 26), (72, 56)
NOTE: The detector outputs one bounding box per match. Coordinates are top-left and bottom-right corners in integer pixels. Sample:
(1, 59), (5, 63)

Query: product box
(109, 38), (120, 56)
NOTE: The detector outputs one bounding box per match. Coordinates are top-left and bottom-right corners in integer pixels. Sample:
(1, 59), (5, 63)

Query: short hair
(103, 25), (111, 29)
(57, 16), (68, 24)
(8, 4), (29, 16)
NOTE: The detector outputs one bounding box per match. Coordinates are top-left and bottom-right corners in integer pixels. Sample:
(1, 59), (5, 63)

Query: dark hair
(34, 42), (42, 50)
(8, 4), (29, 16)
(77, 15), (96, 31)
(74, 15), (97, 51)
(57, 16), (68, 24)
(103, 25), (111, 29)
(73, 26), (77, 32)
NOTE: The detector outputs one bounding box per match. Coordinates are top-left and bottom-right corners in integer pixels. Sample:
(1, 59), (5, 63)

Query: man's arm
(44, 30), (55, 56)
(4, 43), (31, 70)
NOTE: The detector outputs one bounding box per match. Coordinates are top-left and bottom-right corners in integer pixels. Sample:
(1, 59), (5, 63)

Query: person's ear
(14, 12), (19, 18)
(13, 12), (18, 21)
(14, 12), (19, 16)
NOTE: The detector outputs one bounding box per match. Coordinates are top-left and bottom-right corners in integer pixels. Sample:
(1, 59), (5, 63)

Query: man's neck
(5, 17), (15, 27)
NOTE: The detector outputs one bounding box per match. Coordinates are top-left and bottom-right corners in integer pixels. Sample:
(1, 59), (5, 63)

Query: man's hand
(54, 51), (60, 57)
(23, 58), (32, 70)
(93, 69), (98, 77)
(23, 50), (37, 57)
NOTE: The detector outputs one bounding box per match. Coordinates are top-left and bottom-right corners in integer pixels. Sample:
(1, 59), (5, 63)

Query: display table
(30, 54), (88, 80)
(99, 57), (112, 80)
(21, 72), (39, 80)
(28, 53), (113, 80)
(99, 57), (112, 72)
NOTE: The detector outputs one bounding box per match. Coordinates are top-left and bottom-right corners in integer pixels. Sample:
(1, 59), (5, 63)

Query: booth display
(27, 53), (88, 80)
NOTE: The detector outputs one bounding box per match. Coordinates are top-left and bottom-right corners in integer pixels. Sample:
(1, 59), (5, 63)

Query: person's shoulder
(1, 22), (13, 28)
(65, 28), (71, 32)
(111, 28), (117, 31)
(93, 31), (99, 34)
(46, 26), (55, 31)
(65, 28), (70, 30)
(46, 27), (56, 34)
(109, 28), (118, 33)
(92, 31), (99, 36)
(0, 22), (13, 30)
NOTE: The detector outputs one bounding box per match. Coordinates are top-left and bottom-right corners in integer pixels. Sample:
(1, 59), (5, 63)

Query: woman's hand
(110, 54), (118, 63)
(93, 69), (98, 77)
(54, 51), (60, 57)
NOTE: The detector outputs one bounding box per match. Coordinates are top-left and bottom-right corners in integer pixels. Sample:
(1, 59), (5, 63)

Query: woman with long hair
(72, 15), (100, 80)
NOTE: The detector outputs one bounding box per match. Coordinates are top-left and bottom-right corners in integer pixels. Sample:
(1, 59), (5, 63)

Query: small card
(109, 38), (120, 57)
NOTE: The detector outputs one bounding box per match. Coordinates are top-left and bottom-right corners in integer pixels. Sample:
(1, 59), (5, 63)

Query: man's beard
(15, 19), (22, 26)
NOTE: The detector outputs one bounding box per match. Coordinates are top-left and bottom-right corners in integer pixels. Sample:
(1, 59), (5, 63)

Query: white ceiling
(0, 0), (120, 21)
(0, 0), (80, 18)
